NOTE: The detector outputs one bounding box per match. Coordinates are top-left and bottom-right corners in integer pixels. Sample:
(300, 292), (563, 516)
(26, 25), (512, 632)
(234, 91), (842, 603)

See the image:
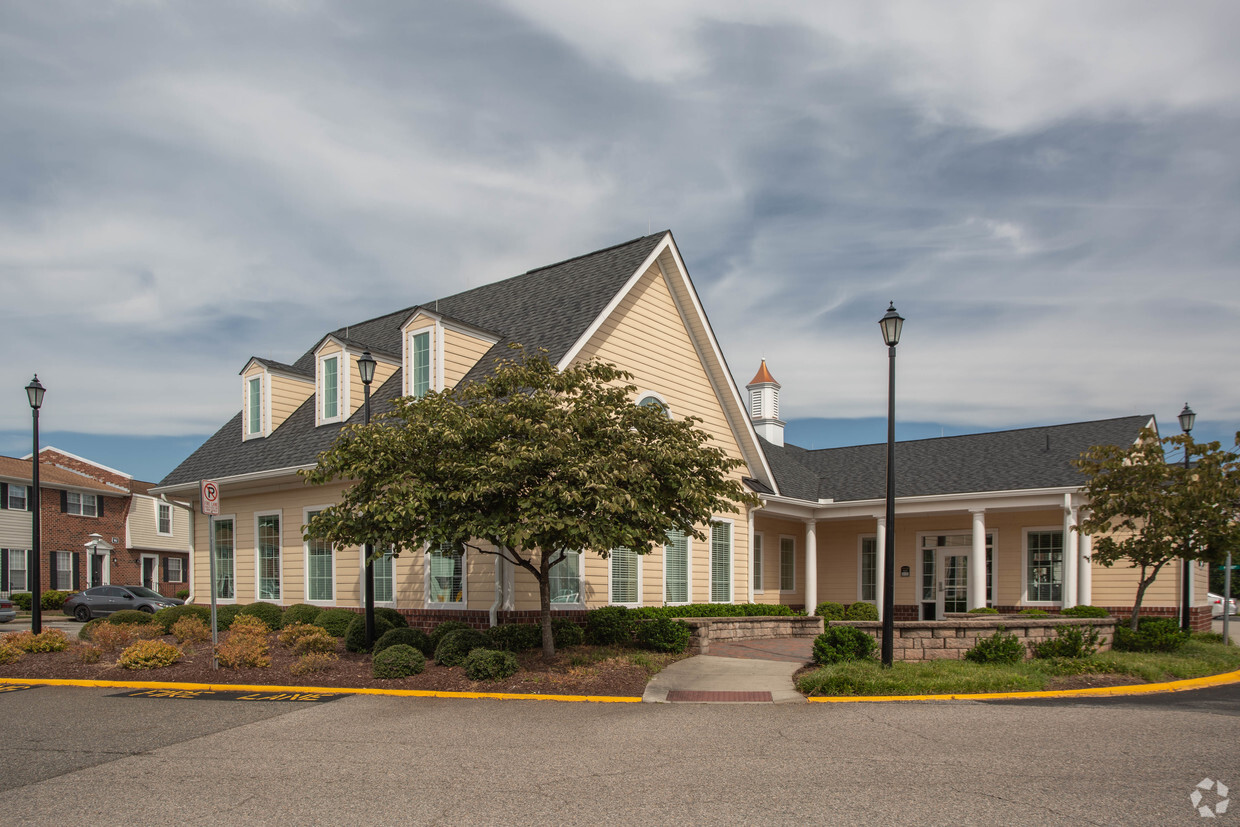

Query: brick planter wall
(831, 617), (1117, 662)
(680, 616), (824, 655)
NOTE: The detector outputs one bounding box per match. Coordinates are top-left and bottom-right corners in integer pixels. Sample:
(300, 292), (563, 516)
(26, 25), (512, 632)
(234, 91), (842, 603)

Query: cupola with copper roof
(746, 360), (785, 446)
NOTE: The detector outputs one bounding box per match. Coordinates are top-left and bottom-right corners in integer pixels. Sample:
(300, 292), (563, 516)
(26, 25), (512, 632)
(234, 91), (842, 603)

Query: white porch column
(875, 517), (887, 620)
(1078, 525), (1092, 607)
(969, 510), (987, 610)
(1063, 497), (1079, 609)
(804, 519), (818, 615)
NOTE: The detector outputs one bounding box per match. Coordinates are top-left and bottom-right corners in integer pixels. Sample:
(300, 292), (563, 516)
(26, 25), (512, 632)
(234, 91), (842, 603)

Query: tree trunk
(1128, 561), (1164, 632)
(539, 554), (555, 661)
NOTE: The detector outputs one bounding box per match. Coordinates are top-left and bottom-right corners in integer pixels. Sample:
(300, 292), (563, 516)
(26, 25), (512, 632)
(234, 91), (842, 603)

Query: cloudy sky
(2, 1), (1238, 481)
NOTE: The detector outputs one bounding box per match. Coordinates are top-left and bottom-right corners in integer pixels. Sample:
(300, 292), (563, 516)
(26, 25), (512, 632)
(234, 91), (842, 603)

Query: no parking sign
(201, 480), (220, 515)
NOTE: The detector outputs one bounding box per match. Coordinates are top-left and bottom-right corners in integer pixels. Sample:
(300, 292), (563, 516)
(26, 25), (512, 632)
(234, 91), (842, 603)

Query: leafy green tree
(1075, 429), (1240, 630)
(303, 348), (760, 659)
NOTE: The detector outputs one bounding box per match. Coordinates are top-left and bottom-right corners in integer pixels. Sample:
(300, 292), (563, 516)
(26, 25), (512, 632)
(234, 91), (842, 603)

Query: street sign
(201, 480), (220, 515)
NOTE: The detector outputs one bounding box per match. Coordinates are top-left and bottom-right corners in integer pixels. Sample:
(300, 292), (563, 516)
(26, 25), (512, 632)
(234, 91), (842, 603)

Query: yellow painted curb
(0, 677), (641, 704)
(805, 668), (1240, 703)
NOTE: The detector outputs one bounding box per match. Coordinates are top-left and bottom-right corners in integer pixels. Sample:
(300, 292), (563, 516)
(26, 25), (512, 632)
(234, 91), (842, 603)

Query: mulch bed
(0, 628), (679, 697)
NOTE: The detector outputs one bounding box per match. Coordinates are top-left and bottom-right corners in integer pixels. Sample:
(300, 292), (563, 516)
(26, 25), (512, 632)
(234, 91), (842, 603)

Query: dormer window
(322, 355), (340, 420)
(411, 331), (431, 398)
(246, 376), (263, 437)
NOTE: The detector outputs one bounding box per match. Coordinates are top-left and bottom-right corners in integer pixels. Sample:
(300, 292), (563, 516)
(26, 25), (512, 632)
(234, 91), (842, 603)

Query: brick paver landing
(665, 690), (774, 703)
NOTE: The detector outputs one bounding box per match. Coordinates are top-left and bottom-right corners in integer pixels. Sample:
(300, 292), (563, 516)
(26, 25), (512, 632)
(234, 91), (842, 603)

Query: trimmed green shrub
(374, 627), (433, 657)
(586, 606), (634, 645)
(238, 602), (284, 630)
(281, 603), (322, 627)
(1017, 608), (1051, 617)
(153, 604), (211, 634)
(628, 603), (798, 620)
(815, 602), (845, 621)
(1114, 617), (1190, 653)
(211, 604), (244, 631)
(965, 628), (1025, 664)
(434, 628), (489, 667)
(312, 608), (357, 637)
(1031, 624), (1101, 659)
(9, 592), (32, 611)
(107, 609), (158, 626)
(41, 590), (71, 611)
(372, 644), (425, 679)
(1060, 605), (1109, 618)
(485, 623), (542, 652)
(813, 627), (877, 665)
(845, 602), (879, 621)
(428, 620), (471, 653)
(117, 639), (182, 669)
(374, 607), (408, 629)
(968, 607), (999, 615)
(344, 614), (395, 653)
(463, 648), (519, 681)
(552, 618), (585, 648)
(79, 618), (104, 641)
(175, 589), (190, 600)
(635, 617), (692, 653)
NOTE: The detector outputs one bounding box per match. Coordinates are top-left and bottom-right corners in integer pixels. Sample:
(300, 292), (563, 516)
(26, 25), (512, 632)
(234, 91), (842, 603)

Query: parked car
(1208, 592), (1237, 617)
(62, 586), (184, 621)
(0, 597), (15, 623)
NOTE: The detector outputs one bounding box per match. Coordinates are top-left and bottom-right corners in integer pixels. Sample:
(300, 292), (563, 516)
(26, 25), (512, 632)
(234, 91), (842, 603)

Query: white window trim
(7, 484), (28, 511)
(709, 518), (735, 604)
(243, 372), (269, 440)
(303, 505), (336, 606)
(7, 548), (30, 592)
(1022, 526), (1064, 606)
(139, 553), (159, 591)
(549, 549), (585, 610)
(66, 491), (99, 518)
(635, 390), (672, 417)
(608, 547), (642, 608)
(254, 509), (283, 605)
(211, 514), (237, 605)
(318, 353), (347, 425)
(423, 543), (464, 609)
(858, 534), (877, 604)
(165, 556), (185, 584)
(406, 326), (438, 398)
(778, 534), (796, 593)
(155, 500), (174, 537)
(662, 531), (692, 606)
(752, 532), (764, 594)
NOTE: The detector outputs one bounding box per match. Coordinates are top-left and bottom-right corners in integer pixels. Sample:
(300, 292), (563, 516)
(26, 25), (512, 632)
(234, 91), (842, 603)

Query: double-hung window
(157, 502), (172, 535)
(7, 484), (27, 511)
(610, 547), (638, 605)
(213, 518), (235, 600)
(411, 331), (431, 398)
(66, 492), (98, 517)
(779, 537), (795, 592)
(664, 530), (689, 604)
(752, 534), (764, 592)
(305, 510), (334, 603)
(247, 376), (263, 436)
(1026, 530), (1064, 603)
(7, 549), (29, 591)
(710, 521), (732, 603)
(321, 355), (340, 421)
(256, 514), (281, 601)
(860, 537), (877, 602)
(53, 551), (72, 591)
(550, 550), (582, 604)
(165, 557), (185, 584)
(428, 544), (463, 604)
(374, 549), (394, 603)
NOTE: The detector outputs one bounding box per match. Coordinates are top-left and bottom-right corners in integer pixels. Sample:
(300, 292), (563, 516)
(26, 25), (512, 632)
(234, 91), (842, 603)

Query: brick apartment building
(0, 447), (191, 599)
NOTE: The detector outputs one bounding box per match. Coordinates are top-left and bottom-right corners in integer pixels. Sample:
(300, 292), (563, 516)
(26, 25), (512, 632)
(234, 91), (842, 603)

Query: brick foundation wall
(833, 617), (1117, 662)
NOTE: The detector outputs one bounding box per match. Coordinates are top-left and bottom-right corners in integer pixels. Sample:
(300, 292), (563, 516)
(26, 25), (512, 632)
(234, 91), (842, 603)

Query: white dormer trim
(242, 370), (270, 441)
(316, 351), (347, 426)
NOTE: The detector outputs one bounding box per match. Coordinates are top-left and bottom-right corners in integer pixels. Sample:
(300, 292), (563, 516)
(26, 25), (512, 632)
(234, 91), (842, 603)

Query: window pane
(213, 519), (235, 599)
(158, 504), (171, 534)
(412, 332), (430, 398)
(922, 549), (935, 601)
(9, 549), (27, 591)
(664, 531), (688, 603)
(57, 551), (71, 591)
(610, 547), (637, 604)
(861, 537), (877, 602)
(428, 545), (462, 603)
(550, 550), (581, 603)
(257, 515), (281, 600)
(248, 377), (262, 434)
(752, 535), (763, 592)
(374, 550), (393, 603)
(82, 494), (97, 518)
(780, 537), (795, 591)
(306, 512), (333, 602)
(8, 485), (26, 511)
(1026, 531), (1063, 602)
(323, 357), (338, 419)
(710, 522), (731, 603)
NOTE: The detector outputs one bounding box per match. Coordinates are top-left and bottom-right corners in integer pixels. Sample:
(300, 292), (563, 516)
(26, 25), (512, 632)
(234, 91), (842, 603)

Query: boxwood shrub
(635, 617), (692, 653)
(812, 627), (877, 665)
(153, 604), (211, 634)
(41, 590), (72, 611)
(1017, 608), (1051, 617)
(1114, 617), (1189, 652)
(814, 602), (845, 621)
(585, 606), (634, 645)
(1060, 605), (1109, 618)
(965, 627), (1025, 664)
(373, 627), (433, 657)
(628, 603), (798, 620)
(844, 602), (879, 621)
(238, 602), (284, 630)
(312, 608), (357, 637)
(463, 648), (519, 681)
(9, 592), (32, 611)
(967, 607), (999, 615)
(434, 628), (489, 667)
(106, 609), (158, 626)
(372, 644), (425, 679)
(214, 604), (244, 632)
(344, 614), (395, 653)
(552, 618), (585, 648)
(374, 607), (408, 629)
(281, 603), (322, 627)
(485, 623), (542, 652)
(428, 620), (472, 653)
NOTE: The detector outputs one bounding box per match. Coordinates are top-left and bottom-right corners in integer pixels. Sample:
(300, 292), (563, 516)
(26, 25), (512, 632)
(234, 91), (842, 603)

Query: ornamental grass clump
(463, 648), (519, 681)
(964, 627), (1025, 665)
(117, 639), (182, 670)
(171, 615), (212, 644)
(372, 644), (425, 679)
(812, 627), (877, 665)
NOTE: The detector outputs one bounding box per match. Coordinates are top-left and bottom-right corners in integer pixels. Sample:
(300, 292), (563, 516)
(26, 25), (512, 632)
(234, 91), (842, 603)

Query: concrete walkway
(643, 637), (814, 704)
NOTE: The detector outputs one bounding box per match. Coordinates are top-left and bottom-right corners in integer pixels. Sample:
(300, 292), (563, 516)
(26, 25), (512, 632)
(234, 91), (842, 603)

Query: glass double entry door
(920, 533), (993, 620)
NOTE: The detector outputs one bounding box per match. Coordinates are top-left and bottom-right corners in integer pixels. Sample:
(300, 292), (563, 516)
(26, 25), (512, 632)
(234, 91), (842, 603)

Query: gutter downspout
(490, 547), (505, 627)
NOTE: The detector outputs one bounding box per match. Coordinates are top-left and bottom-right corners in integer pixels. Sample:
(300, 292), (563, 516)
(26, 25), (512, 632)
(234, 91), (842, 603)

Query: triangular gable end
(557, 232), (778, 494)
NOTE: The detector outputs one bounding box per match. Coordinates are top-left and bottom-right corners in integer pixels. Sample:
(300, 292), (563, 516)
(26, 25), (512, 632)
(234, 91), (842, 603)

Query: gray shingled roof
(760, 415), (1154, 502)
(160, 233), (668, 488)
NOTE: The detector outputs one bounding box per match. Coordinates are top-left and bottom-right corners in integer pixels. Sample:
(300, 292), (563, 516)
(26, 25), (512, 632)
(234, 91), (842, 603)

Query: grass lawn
(796, 634), (1240, 697)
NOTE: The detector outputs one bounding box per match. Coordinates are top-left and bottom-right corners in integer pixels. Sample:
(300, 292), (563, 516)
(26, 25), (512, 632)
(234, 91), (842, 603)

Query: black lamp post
(879, 303), (903, 667)
(358, 350), (378, 647)
(26, 376), (45, 635)
(1178, 402), (1195, 632)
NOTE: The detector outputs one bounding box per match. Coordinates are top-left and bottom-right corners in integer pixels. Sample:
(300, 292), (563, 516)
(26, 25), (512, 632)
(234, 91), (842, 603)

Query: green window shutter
(710, 522), (731, 603)
(610, 547), (637, 604)
(664, 531), (688, 603)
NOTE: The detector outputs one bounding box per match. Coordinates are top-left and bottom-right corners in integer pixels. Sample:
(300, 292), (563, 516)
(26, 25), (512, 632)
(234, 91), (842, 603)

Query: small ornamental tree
(1075, 429), (1240, 631)
(304, 348), (760, 659)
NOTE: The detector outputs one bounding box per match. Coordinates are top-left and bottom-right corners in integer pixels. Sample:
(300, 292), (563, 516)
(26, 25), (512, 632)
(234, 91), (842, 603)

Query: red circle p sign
(201, 480), (220, 516)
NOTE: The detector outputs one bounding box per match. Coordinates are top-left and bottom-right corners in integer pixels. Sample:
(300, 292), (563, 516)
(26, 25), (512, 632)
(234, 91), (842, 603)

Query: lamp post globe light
(26, 376), (45, 635)
(879, 304), (903, 667)
(1179, 403), (1195, 632)
(358, 351), (378, 647)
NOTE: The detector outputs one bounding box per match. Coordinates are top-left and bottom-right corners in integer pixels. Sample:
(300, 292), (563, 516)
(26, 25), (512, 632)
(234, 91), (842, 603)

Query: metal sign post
(201, 480), (221, 670)
(1225, 552), (1233, 646)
